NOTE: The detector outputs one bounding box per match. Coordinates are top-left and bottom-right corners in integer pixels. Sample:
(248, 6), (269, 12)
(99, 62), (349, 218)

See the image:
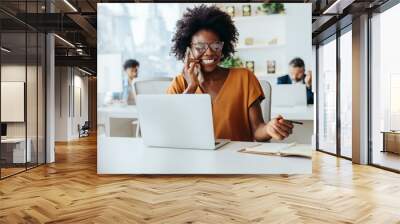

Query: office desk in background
(97, 136), (312, 174)
(271, 105), (314, 144)
(1, 138), (32, 164)
(98, 105), (138, 137)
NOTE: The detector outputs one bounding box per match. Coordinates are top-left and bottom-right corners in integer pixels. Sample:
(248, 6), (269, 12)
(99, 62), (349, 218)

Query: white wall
(1, 64), (47, 163)
(1, 65), (39, 137)
(216, 3), (312, 81)
(71, 74), (89, 138)
(285, 4), (312, 76)
(55, 67), (89, 141)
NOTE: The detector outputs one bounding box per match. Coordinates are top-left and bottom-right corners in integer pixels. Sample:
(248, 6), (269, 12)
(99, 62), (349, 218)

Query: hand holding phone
(183, 47), (201, 92)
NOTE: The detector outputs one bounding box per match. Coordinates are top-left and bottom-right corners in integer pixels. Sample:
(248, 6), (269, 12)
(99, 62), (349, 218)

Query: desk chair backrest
(82, 121), (90, 130)
(259, 79), (272, 122)
(133, 77), (173, 95)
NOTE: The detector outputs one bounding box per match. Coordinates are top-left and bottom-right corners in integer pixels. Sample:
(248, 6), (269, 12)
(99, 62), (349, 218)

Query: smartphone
(186, 47), (196, 61)
(186, 47), (200, 77)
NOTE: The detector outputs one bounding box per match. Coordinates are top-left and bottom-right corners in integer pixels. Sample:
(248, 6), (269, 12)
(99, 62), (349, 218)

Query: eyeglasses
(191, 41), (224, 54)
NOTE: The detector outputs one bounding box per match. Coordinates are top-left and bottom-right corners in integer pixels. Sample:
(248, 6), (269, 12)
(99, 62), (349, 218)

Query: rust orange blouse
(166, 68), (265, 141)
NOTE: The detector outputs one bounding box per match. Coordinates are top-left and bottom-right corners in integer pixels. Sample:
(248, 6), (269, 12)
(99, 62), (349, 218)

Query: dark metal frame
(0, 0), (47, 180)
(315, 21), (353, 162)
(0, 17), (2, 179)
(336, 26), (341, 158)
(367, 10), (373, 166)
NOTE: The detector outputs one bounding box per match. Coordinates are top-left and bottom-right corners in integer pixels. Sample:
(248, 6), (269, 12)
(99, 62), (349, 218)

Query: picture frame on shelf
(225, 6), (235, 17)
(242, 5), (251, 16)
(268, 38), (278, 45)
(245, 61), (255, 73)
(267, 60), (276, 74)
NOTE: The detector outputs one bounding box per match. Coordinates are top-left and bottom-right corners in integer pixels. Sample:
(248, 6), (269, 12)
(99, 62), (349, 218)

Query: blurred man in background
(277, 57), (313, 104)
(122, 59), (140, 105)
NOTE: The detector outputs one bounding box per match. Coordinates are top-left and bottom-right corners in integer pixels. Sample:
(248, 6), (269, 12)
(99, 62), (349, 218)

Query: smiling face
(191, 30), (224, 73)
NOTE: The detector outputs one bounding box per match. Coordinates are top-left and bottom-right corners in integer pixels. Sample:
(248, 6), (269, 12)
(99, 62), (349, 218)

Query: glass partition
(0, 1), (46, 179)
(339, 29), (352, 158)
(317, 37), (337, 154)
(370, 4), (400, 171)
(1, 31), (28, 177)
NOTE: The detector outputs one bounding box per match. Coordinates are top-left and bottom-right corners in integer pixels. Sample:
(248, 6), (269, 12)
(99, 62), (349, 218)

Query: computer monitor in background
(1, 123), (7, 137)
(271, 84), (308, 107)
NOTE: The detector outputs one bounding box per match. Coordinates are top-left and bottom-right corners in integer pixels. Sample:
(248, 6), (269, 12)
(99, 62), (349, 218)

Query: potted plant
(257, 3), (285, 15)
(219, 56), (244, 68)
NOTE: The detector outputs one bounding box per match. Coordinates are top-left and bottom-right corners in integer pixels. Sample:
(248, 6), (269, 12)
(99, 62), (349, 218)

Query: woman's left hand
(264, 115), (294, 140)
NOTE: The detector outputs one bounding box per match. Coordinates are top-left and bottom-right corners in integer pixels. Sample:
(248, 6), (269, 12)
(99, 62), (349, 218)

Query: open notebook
(238, 143), (312, 158)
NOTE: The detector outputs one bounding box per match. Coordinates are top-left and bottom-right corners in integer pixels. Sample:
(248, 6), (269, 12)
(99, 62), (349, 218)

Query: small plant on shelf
(219, 56), (244, 68)
(257, 3), (285, 15)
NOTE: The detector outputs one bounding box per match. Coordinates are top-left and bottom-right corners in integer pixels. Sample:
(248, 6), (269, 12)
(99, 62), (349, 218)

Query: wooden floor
(373, 150), (400, 171)
(1, 167), (26, 178)
(1, 135), (400, 224)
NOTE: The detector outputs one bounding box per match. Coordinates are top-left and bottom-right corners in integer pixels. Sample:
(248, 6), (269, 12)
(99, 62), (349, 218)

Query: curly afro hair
(171, 4), (238, 61)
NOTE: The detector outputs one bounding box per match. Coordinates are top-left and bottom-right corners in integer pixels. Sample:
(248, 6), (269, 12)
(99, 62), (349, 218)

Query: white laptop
(271, 84), (307, 107)
(136, 94), (229, 150)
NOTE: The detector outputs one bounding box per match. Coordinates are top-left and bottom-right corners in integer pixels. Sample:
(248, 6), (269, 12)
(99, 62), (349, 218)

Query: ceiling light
(54, 34), (75, 48)
(323, 0), (354, 15)
(63, 0), (78, 12)
(78, 67), (92, 76)
(1, 47), (11, 53)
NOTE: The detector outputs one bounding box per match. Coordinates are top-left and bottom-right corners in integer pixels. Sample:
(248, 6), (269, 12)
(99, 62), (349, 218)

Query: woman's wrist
(262, 123), (273, 141)
(254, 123), (272, 142)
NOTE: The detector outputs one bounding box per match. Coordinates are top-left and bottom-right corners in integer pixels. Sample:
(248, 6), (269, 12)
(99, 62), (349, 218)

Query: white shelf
(256, 74), (281, 79)
(232, 14), (286, 22)
(236, 43), (285, 50)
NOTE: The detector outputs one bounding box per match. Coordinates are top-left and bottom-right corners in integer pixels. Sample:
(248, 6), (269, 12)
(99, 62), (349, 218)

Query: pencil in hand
(286, 120), (303, 125)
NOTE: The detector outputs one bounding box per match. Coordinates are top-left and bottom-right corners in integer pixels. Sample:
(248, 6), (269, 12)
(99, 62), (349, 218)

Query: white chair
(133, 77), (173, 95)
(133, 77), (173, 137)
(259, 79), (272, 123)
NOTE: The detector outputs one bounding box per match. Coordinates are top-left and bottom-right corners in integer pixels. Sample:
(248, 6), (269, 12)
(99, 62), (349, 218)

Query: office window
(339, 29), (352, 158)
(371, 3), (400, 171)
(317, 37), (337, 154)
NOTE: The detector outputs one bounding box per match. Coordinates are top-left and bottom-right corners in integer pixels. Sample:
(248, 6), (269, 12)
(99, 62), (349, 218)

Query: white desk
(98, 105), (138, 119)
(1, 138), (31, 163)
(97, 104), (314, 143)
(98, 137), (312, 174)
(98, 105), (138, 137)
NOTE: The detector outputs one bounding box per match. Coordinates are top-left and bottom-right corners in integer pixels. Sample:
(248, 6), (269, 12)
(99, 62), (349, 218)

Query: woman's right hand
(183, 48), (201, 93)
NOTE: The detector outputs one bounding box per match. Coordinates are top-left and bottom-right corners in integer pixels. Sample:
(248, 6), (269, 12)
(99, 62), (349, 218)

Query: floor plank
(1, 135), (400, 224)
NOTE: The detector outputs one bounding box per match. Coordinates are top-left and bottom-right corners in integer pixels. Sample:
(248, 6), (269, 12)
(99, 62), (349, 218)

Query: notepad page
(244, 143), (295, 154)
(280, 145), (312, 158)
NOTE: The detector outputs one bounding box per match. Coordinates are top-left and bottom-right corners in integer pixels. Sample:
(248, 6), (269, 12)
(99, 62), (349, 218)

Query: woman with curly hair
(167, 4), (293, 142)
